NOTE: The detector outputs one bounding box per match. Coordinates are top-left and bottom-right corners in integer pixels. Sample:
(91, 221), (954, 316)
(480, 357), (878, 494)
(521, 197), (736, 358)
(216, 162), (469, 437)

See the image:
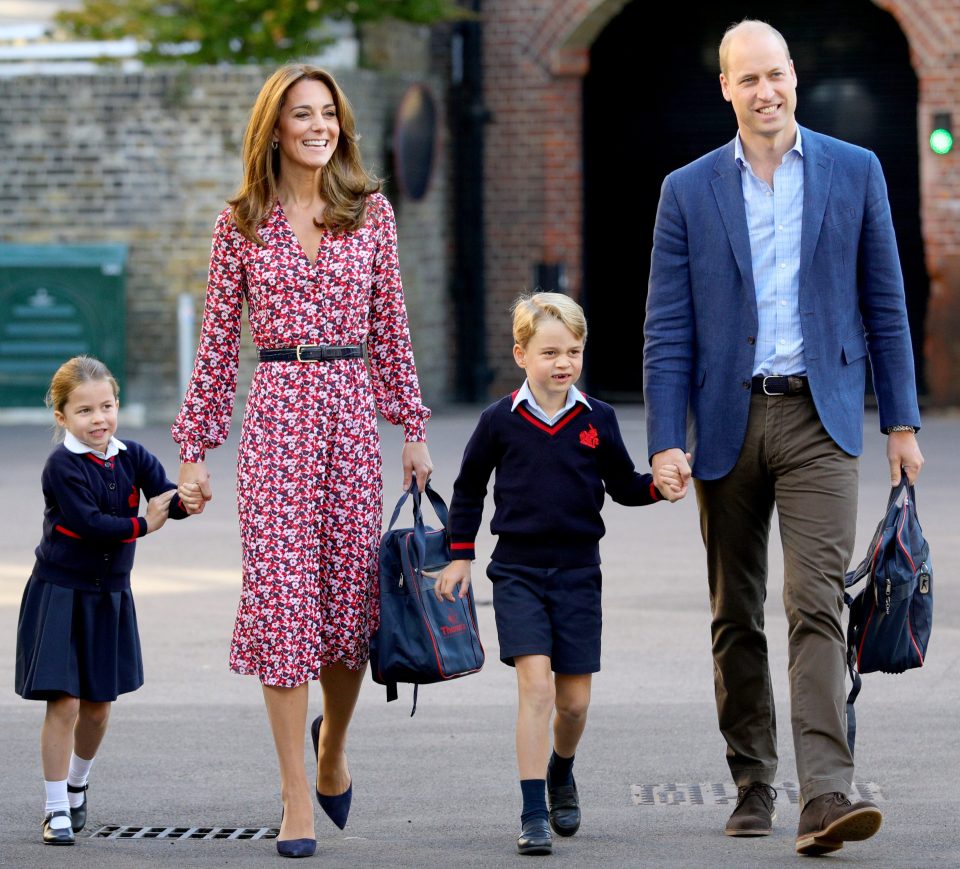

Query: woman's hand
(178, 461), (213, 514)
(401, 441), (433, 492)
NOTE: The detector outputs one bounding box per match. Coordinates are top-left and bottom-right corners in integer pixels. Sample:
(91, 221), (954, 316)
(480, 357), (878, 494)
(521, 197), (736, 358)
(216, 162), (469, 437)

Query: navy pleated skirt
(15, 574), (144, 702)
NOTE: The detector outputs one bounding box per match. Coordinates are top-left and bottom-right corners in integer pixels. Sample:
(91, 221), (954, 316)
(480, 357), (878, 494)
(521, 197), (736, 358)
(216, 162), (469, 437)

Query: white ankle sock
(44, 779), (71, 826)
(67, 753), (94, 807)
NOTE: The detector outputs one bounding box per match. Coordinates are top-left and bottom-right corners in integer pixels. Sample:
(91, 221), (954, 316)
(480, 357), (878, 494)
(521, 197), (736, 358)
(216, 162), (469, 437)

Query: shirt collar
(735, 125), (804, 168)
(63, 431), (126, 460)
(511, 380), (591, 416)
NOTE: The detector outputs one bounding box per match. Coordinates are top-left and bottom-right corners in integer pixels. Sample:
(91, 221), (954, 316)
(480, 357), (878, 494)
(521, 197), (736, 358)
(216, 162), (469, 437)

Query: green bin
(0, 245), (127, 408)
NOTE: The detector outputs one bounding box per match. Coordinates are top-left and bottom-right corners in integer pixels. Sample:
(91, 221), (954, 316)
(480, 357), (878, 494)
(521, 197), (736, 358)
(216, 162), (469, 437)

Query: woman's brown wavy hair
(229, 64), (380, 242)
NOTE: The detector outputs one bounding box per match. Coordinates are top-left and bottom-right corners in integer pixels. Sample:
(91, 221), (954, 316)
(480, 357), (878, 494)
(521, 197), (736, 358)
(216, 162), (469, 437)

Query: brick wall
(0, 64), (450, 418)
(875, 0), (960, 403)
(478, 0), (960, 404)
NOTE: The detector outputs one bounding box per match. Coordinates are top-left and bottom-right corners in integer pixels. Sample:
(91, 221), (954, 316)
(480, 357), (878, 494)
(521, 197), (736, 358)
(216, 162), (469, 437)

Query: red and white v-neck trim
(511, 390), (586, 435)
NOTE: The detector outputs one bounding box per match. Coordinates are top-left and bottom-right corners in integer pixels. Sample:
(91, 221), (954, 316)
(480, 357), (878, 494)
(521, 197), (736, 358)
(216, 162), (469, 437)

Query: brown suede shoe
(724, 783), (777, 836)
(795, 793), (883, 856)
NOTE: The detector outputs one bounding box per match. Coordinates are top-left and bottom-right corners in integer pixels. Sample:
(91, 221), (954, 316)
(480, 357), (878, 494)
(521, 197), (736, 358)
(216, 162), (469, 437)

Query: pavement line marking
(0, 563), (240, 605)
(631, 782), (884, 806)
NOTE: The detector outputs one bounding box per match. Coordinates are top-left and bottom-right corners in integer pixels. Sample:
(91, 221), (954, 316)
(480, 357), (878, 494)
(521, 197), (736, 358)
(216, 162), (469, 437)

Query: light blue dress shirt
(735, 128), (805, 376)
(511, 380), (591, 425)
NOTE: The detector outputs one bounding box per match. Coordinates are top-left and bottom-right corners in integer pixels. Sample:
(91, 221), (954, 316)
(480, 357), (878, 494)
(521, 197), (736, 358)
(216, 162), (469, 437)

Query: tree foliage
(56, 0), (461, 65)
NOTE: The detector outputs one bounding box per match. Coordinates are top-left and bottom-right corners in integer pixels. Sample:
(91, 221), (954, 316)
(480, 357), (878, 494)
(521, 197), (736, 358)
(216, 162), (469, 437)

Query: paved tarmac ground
(1, 407), (958, 868)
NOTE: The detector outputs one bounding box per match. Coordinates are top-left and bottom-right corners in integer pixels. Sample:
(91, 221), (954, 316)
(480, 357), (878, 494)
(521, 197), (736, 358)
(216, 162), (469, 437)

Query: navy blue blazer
(643, 126), (920, 480)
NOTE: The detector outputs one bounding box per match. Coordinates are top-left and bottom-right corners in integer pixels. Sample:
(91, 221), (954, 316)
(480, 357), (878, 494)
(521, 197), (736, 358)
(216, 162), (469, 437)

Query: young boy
(433, 293), (685, 855)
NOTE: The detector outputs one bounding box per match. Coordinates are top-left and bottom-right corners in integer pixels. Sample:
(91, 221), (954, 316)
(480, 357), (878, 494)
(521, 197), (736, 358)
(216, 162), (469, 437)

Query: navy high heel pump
(276, 808), (316, 858)
(310, 715), (353, 830)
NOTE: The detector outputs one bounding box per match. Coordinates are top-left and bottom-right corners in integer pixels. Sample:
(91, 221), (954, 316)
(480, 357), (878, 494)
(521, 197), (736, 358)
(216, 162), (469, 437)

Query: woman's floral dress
(172, 193), (430, 686)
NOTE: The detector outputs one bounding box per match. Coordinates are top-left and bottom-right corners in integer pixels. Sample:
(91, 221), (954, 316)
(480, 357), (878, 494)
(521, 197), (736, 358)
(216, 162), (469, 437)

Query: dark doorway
(582, 1), (927, 400)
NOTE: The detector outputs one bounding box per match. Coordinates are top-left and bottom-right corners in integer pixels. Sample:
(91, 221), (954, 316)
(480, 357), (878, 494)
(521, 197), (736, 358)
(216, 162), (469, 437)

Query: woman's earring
(272, 141), (278, 150)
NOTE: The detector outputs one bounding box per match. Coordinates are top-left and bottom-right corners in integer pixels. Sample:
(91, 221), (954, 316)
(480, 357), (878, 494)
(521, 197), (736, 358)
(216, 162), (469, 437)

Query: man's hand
(887, 431), (924, 485)
(652, 448), (693, 500)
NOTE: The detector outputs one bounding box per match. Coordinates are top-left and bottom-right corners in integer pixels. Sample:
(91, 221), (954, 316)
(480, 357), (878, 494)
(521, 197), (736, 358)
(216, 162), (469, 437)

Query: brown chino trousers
(694, 392), (858, 805)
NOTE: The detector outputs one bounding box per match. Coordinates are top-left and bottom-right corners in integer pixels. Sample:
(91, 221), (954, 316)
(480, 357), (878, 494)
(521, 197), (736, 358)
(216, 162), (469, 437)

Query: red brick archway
(479, 0), (960, 404)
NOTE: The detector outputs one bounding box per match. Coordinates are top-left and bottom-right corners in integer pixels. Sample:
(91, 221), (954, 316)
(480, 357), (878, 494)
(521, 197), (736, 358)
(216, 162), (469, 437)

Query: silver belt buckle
(762, 375), (780, 396)
(295, 344), (321, 363)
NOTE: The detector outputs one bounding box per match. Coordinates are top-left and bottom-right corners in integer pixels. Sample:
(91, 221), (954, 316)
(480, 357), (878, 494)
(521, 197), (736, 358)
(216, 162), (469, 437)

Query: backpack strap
(383, 681), (419, 717)
(845, 641), (862, 755)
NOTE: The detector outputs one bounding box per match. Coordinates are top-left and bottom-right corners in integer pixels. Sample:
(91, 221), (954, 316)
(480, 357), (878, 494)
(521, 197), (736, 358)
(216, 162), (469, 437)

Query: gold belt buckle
(296, 344), (321, 363)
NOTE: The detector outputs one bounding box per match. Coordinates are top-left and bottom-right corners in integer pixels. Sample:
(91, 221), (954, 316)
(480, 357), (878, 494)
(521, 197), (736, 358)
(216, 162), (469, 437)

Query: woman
(173, 64), (433, 858)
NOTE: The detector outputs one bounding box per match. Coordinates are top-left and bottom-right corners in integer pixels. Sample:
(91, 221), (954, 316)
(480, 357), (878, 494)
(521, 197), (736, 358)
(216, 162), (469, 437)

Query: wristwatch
(886, 425), (916, 434)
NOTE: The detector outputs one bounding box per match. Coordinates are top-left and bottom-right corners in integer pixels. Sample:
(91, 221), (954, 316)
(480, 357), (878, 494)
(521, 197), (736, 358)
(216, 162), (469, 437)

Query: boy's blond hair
(511, 292), (587, 348)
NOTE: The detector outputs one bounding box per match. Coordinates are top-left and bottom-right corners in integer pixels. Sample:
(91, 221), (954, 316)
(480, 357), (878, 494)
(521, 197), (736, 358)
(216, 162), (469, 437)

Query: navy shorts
(486, 560), (602, 674)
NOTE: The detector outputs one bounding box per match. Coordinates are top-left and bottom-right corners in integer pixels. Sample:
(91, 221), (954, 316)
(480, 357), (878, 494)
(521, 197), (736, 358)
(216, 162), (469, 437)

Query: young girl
(15, 356), (193, 845)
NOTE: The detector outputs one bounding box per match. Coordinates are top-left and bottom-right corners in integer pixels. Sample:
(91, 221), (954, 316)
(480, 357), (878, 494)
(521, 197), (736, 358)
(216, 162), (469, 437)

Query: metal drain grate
(631, 781), (883, 807)
(90, 826), (278, 840)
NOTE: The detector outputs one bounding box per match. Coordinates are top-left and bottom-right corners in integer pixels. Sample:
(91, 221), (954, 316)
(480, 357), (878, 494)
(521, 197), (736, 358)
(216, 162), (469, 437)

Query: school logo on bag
(579, 424), (599, 449)
(441, 612), (467, 637)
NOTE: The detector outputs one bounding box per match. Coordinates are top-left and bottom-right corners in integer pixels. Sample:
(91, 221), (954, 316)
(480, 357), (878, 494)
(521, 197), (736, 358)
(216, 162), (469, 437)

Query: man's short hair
(718, 19), (791, 76)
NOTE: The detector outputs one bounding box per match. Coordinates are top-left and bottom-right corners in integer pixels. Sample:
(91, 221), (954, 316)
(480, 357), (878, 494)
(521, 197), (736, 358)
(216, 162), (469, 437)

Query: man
(642, 19), (924, 857)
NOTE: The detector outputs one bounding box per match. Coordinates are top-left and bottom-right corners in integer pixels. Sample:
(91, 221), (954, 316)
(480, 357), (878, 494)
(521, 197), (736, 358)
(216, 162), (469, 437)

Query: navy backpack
(844, 476), (933, 753)
(370, 478), (484, 715)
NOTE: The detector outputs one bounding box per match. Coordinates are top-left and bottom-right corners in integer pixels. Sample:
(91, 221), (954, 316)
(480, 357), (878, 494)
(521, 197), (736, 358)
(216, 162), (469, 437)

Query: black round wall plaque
(393, 83), (437, 201)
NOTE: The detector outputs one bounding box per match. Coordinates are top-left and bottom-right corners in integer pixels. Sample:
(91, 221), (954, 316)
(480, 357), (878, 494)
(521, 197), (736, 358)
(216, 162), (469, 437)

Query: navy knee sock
(520, 779), (548, 824)
(547, 750), (575, 787)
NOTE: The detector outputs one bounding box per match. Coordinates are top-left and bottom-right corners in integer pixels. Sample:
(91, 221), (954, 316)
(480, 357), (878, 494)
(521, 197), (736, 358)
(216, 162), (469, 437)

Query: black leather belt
(751, 375), (809, 395)
(258, 344), (364, 363)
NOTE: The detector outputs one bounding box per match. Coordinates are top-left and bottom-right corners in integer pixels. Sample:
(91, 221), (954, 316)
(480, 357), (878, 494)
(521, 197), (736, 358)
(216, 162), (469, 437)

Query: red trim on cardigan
(120, 518), (141, 543)
(55, 524), (82, 539)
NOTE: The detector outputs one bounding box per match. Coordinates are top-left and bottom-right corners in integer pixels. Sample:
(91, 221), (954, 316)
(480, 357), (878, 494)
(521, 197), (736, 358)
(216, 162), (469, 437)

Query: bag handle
(843, 473), (916, 592)
(385, 474), (449, 533)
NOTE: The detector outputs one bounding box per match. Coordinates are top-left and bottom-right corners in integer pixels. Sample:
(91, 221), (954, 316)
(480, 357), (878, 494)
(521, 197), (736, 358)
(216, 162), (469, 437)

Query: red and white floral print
(173, 193), (430, 686)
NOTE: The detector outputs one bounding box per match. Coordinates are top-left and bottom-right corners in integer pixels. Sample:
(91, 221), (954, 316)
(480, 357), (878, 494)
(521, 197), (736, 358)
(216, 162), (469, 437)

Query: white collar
(63, 431), (126, 460)
(511, 380), (591, 424)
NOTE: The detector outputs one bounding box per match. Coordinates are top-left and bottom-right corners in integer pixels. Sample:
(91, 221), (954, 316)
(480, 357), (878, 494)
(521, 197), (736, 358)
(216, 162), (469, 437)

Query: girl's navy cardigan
(447, 394), (663, 567)
(31, 441), (188, 591)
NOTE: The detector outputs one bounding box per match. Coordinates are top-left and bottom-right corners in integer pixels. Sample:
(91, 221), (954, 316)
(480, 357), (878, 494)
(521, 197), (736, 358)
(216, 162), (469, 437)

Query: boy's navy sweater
(448, 393), (662, 567)
(32, 441), (188, 592)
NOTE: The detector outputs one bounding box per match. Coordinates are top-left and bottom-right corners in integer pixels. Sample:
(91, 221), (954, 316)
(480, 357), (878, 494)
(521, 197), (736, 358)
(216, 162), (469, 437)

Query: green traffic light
(930, 128), (953, 155)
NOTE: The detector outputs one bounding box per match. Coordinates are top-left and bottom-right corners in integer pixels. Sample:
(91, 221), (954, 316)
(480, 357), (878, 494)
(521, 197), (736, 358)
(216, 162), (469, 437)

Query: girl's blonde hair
(46, 356), (119, 440)
(229, 63), (380, 243)
(511, 292), (588, 348)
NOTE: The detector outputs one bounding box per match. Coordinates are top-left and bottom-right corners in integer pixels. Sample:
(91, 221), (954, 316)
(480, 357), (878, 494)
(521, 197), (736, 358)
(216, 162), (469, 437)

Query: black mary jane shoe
(517, 817), (552, 855)
(68, 782), (88, 833)
(547, 775), (581, 837)
(43, 811), (76, 846)
(310, 715), (353, 830)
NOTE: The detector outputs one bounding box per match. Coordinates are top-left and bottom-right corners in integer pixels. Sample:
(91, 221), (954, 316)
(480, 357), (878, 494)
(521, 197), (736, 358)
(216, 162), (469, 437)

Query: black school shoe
(547, 776), (581, 836)
(517, 817), (552, 855)
(42, 811), (75, 845)
(68, 783), (88, 833)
